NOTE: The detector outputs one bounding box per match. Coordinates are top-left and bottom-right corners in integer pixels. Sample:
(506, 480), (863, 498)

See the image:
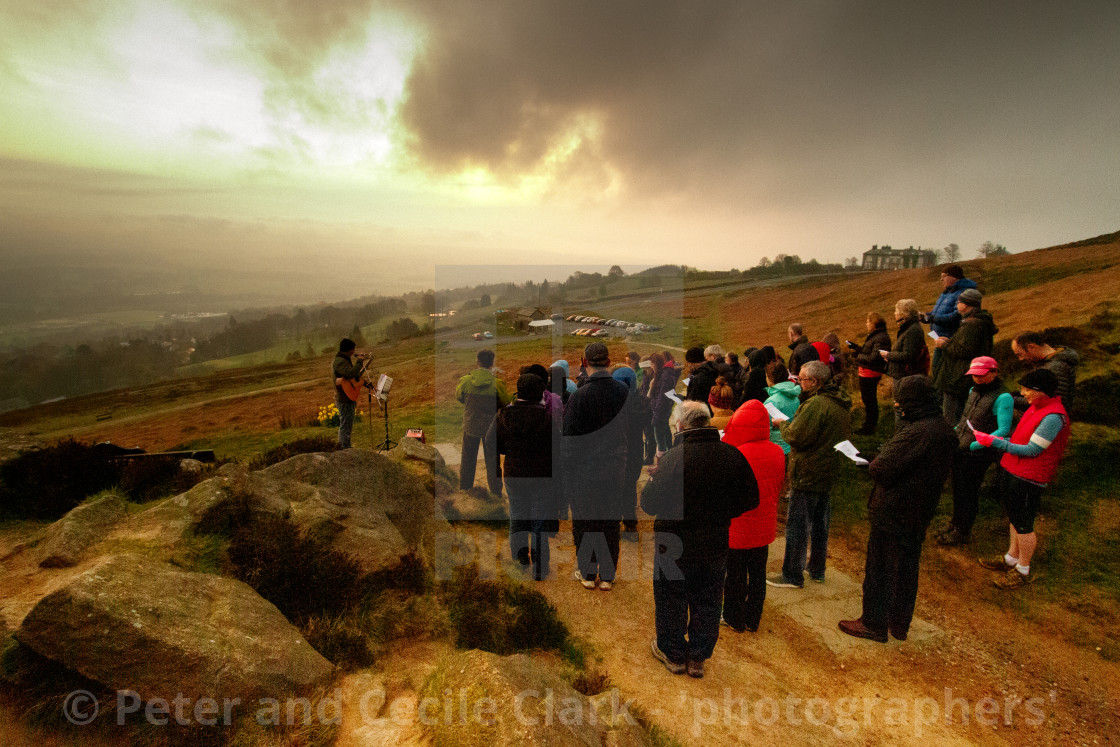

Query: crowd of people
(331, 263), (1081, 678)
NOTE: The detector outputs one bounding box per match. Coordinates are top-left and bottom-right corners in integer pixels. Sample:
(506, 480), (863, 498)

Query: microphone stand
(374, 392), (396, 452)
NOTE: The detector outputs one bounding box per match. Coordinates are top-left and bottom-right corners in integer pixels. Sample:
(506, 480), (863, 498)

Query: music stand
(374, 374), (396, 451)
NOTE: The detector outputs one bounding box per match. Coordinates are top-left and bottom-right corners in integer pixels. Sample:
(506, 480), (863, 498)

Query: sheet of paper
(928, 330), (940, 340)
(764, 401), (790, 422)
(682, 377), (691, 386)
(639, 360), (652, 369)
(718, 430), (725, 439)
(966, 419), (976, 432)
(664, 391), (683, 404)
(834, 440), (869, 465)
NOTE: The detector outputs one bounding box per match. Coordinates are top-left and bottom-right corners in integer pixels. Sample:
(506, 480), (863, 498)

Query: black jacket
(487, 400), (556, 479)
(563, 371), (630, 514)
(885, 317), (927, 380)
(741, 349), (769, 405)
(867, 376), (956, 537)
(854, 323), (892, 375)
(685, 361), (721, 403)
(788, 343), (819, 377)
(641, 427), (759, 561)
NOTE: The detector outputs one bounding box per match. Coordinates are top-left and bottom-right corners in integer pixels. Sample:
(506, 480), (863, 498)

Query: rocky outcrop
(388, 437), (447, 471)
(420, 650), (651, 747)
(38, 493), (128, 568)
(16, 554), (333, 703)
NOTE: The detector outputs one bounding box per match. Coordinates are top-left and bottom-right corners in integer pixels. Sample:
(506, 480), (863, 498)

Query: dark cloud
(386, 1), (1120, 212)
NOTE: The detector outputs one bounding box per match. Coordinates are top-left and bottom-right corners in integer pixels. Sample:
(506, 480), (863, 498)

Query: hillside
(1, 232), (1119, 744)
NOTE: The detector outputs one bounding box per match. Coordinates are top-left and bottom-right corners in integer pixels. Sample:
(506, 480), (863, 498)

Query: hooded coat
(867, 376), (957, 536)
(741, 349), (769, 405)
(777, 379), (852, 494)
(764, 380), (801, 454)
(613, 367), (650, 484)
(885, 316), (927, 380)
(551, 360), (578, 398)
(648, 364), (681, 422)
(722, 401), (785, 549)
(640, 427), (759, 562)
(930, 309), (998, 397)
(455, 368), (513, 437)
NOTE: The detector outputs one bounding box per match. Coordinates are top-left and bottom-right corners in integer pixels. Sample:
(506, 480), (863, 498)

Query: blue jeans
(781, 489), (831, 584)
(653, 553), (727, 663)
(652, 415), (673, 452)
(336, 397), (357, 448)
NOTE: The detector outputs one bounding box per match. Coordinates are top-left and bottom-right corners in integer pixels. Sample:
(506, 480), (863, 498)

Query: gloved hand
(972, 430), (995, 447)
(846, 340), (859, 351)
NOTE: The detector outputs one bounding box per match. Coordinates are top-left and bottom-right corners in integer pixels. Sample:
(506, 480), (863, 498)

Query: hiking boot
(937, 526), (970, 546)
(979, 555), (1015, 571)
(810, 574), (826, 584)
(838, 619), (888, 643)
(766, 573), (803, 589)
(889, 626), (908, 642)
(686, 659), (705, 679)
(573, 569), (597, 590)
(650, 640), (685, 675)
(994, 568), (1036, 589)
(598, 580), (613, 591)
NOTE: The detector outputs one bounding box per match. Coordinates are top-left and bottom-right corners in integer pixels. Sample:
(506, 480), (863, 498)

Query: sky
(1, 0), (1118, 302)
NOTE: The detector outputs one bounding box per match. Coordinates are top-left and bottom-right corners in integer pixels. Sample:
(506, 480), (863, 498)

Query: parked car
(472, 332), (483, 341)
(483, 331), (494, 339)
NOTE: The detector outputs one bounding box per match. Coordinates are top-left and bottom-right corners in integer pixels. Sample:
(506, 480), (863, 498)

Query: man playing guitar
(332, 338), (371, 448)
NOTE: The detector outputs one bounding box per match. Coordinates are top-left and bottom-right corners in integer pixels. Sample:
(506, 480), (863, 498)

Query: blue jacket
(926, 278), (977, 338)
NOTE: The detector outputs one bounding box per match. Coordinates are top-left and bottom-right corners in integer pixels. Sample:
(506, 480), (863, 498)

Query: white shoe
(599, 581), (613, 591)
(573, 569), (597, 589)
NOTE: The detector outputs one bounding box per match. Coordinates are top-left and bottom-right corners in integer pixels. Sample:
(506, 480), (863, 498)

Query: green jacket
(778, 380), (852, 493)
(332, 354), (366, 397)
(455, 368), (513, 437)
(931, 309), (998, 396)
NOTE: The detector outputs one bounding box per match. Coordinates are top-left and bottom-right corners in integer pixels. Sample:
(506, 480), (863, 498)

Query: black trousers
(950, 448), (998, 535)
(572, 521), (621, 582)
(861, 525), (925, 637)
(722, 546), (768, 631)
(858, 376), (881, 432)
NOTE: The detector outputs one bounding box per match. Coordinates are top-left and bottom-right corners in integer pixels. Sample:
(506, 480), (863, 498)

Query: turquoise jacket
(764, 380), (802, 455)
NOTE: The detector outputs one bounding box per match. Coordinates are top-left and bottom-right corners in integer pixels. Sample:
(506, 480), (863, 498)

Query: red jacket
(1000, 398), (1070, 485)
(810, 341), (832, 365)
(722, 400), (786, 549)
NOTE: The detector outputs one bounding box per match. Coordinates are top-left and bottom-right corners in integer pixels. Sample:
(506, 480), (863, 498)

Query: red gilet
(1000, 399), (1070, 485)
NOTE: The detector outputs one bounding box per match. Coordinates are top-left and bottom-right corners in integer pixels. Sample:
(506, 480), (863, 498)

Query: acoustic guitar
(337, 357), (372, 402)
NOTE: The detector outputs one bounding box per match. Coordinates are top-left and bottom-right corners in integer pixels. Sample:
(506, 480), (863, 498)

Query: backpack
(906, 343), (931, 377)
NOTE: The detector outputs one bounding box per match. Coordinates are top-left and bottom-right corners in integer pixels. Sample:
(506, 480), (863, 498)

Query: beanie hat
(958, 288), (983, 307)
(584, 342), (610, 367)
(943, 264), (965, 280)
(516, 373), (546, 402)
(1019, 368), (1059, 398)
(684, 346), (705, 364)
(339, 338), (356, 353)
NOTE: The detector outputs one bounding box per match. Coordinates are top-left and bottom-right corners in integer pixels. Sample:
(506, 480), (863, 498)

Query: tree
(480, 293), (491, 307)
(349, 324), (366, 347)
(977, 241), (1010, 258)
(943, 243), (961, 263)
(758, 257), (771, 268)
(844, 257), (860, 269)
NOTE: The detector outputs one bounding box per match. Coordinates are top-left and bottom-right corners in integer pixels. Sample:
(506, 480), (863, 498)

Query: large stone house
(861, 245), (937, 270)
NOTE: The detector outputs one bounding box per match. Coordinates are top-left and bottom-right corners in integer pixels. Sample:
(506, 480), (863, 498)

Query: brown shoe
(994, 568), (1036, 589)
(978, 555), (1014, 571)
(838, 619), (888, 643)
(686, 659), (705, 679)
(650, 640), (686, 675)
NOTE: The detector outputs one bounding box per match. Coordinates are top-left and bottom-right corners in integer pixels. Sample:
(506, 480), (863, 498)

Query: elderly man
(641, 401), (758, 678)
(767, 360), (852, 588)
(1011, 331), (1080, 410)
(564, 341), (631, 591)
(839, 375), (956, 643)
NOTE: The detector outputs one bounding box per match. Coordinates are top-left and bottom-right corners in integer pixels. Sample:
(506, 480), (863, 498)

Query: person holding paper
(766, 360), (852, 588)
(851, 312), (892, 435)
(930, 288), (998, 426)
(763, 359), (801, 455)
(838, 375), (956, 643)
(937, 356), (1013, 547)
(919, 264), (977, 367)
(880, 299), (929, 422)
(971, 368), (1070, 589)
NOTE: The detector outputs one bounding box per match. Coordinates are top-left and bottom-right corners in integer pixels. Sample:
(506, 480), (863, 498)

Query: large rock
(421, 650), (651, 747)
(16, 554), (333, 703)
(388, 437), (447, 471)
(38, 493), (128, 568)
